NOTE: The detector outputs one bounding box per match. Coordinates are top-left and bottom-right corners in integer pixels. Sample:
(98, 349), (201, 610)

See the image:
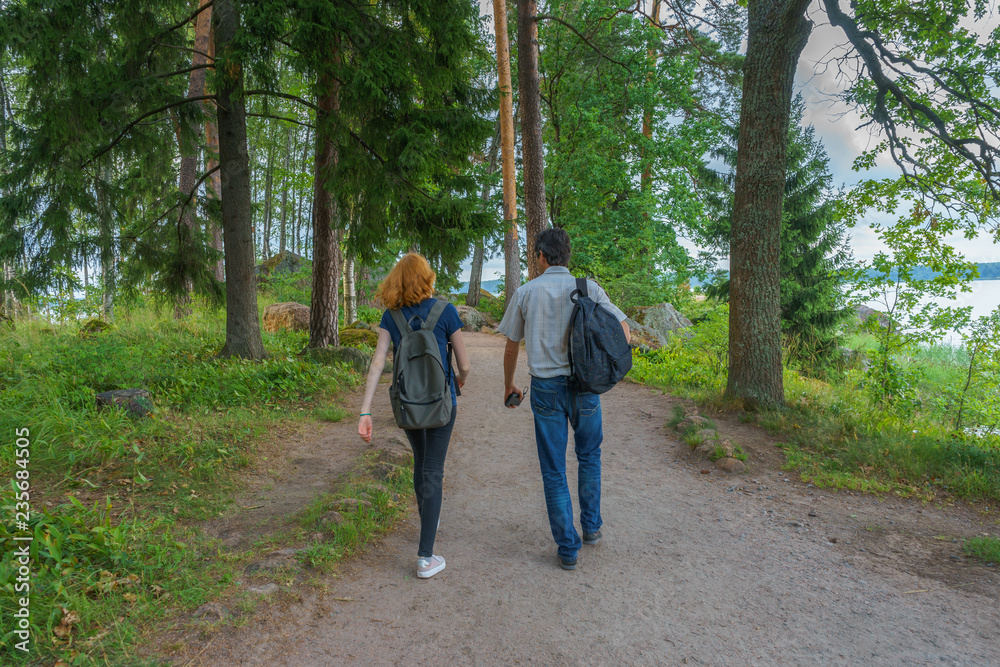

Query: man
(496, 228), (630, 570)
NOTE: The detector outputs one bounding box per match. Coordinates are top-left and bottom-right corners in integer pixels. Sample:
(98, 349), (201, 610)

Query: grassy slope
(0, 302), (398, 665)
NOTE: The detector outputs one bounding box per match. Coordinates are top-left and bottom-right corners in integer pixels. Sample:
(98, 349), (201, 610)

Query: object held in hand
(505, 387), (528, 407)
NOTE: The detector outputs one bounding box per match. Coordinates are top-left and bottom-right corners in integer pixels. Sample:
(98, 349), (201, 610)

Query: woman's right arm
(358, 328), (392, 443)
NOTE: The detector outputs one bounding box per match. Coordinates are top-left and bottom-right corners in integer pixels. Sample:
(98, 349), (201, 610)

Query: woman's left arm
(358, 328), (391, 442)
(449, 329), (471, 388)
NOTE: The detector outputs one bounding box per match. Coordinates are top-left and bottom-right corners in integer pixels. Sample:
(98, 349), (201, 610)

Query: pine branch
(176, 165), (222, 231)
(151, 1), (216, 45)
(535, 15), (633, 74)
(154, 64), (215, 80)
(87, 95), (217, 166)
(244, 90), (319, 110)
(247, 113), (314, 128)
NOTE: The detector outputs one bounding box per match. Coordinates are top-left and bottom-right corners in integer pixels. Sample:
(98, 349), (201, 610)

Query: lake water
(863, 279), (1000, 346)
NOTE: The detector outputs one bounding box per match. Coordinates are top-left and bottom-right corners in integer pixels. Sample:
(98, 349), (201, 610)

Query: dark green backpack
(388, 301), (453, 429)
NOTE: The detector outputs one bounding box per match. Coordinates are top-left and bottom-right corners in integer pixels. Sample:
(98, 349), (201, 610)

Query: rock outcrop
(455, 304), (490, 331)
(263, 302), (310, 333)
(627, 303), (692, 347)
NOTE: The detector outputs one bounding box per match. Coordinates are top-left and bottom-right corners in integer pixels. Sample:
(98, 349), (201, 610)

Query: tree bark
(204, 9), (224, 282)
(357, 265), (374, 308)
(173, 0), (213, 318)
(641, 0), (661, 193)
(517, 0), (548, 280)
(214, 0), (267, 359)
(308, 47), (342, 349)
(726, 0), (811, 408)
(262, 133), (274, 258)
(344, 248), (356, 325)
(279, 126), (290, 254)
(495, 0), (520, 310)
(97, 164), (115, 321)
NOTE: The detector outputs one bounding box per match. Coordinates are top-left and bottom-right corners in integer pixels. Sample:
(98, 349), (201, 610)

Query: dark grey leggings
(403, 408), (456, 558)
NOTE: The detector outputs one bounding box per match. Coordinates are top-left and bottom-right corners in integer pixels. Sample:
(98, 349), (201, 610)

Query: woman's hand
(456, 375), (466, 390)
(358, 415), (373, 442)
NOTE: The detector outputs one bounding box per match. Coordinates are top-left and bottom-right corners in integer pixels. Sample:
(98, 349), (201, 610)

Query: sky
(462, 1), (1000, 282)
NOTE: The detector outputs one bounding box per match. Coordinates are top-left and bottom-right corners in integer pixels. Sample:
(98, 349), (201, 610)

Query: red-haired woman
(358, 253), (470, 579)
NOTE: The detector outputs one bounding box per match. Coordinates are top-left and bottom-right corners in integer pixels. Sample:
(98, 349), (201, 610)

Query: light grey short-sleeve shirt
(496, 266), (627, 379)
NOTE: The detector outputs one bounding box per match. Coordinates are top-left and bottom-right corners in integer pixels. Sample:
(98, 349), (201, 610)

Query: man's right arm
(502, 338), (522, 408)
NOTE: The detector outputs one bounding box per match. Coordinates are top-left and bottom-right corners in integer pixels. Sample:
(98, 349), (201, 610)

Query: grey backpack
(388, 300), (453, 429)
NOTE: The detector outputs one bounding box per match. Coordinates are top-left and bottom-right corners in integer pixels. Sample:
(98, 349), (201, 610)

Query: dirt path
(175, 333), (999, 665)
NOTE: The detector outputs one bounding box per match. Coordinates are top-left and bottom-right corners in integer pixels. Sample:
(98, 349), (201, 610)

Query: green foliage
(847, 204), (976, 406)
(963, 535), (1000, 563)
(536, 0), (734, 300)
(630, 305), (729, 397)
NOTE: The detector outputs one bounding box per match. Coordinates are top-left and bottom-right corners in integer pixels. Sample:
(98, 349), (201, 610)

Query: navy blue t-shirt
(379, 298), (464, 406)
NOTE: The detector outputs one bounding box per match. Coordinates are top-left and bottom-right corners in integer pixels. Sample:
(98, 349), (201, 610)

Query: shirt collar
(543, 266), (571, 275)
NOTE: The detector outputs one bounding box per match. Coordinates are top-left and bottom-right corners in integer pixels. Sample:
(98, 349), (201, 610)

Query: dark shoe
(582, 529), (602, 545)
(558, 555), (577, 570)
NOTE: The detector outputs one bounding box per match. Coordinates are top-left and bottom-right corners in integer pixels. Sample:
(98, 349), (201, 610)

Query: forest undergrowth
(630, 302), (1000, 506)
(0, 298), (398, 666)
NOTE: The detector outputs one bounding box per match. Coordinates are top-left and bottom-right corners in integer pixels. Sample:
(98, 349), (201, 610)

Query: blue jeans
(530, 376), (603, 561)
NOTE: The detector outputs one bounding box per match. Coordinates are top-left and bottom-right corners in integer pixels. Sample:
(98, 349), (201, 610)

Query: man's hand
(502, 337), (521, 409)
(504, 384), (523, 408)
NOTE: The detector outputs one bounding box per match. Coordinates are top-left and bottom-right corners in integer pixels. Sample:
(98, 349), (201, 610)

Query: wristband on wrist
(360, 412), (371, 416)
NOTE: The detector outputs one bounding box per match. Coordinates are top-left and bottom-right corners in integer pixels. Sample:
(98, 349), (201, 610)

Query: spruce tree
(698, 101), (852, 368)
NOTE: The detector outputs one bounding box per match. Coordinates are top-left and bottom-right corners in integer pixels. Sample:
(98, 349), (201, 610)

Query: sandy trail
(182, 333), (1000, 665)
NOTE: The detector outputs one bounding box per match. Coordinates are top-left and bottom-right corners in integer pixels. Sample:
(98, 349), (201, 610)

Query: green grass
(296, 451), (414, 571)
(963, 535), (1000, 562)
(0, 303), (363, 665)
(628, 302), (1000, 504)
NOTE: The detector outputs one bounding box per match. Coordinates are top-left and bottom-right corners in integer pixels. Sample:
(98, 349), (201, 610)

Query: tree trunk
(173, 0), (213, 318)
(726, 0), (811, 408)
(279, 127), (290, 254)
(308, 48), (342, 349)
(495, 0), (520, 310)
(357, 265), (374, 308)
(468, 120), (502, 308)
(344, 249), (356, 325)
(517, 0), (548, 280)
(97, 163), (115, 321)
(641, 0), (661, 193)
(205, 9), (224, 282)
(214, 0), (267, 359)
(262, 136), (274, 258)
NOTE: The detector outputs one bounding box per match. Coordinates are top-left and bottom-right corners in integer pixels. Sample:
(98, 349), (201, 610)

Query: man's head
(534, 228), (571, 268)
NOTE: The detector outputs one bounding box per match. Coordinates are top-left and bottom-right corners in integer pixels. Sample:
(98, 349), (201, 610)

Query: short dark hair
(535, 227), (571, 267)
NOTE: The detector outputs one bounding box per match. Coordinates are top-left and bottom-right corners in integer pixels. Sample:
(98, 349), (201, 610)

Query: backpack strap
(570, 277), (588, 303)
(421, 299), (449, 332)
(388, 308), (412, 338)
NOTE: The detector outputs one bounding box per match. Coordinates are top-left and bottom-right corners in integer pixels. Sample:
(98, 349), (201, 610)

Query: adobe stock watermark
(11, 427), (33, 653)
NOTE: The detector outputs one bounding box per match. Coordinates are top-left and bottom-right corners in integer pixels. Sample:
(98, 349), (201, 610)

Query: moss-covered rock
(339, 328), (379, 348)
(80, 318), (113, 336)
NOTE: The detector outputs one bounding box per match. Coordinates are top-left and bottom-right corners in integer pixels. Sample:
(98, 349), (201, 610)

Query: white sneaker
(417, 555), (446, 579)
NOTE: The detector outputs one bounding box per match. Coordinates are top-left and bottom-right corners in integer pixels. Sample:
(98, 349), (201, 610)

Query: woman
(358, 253), (470, 579)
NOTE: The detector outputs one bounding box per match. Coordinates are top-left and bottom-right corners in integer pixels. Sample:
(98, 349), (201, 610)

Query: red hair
(376, 253), (436, 309)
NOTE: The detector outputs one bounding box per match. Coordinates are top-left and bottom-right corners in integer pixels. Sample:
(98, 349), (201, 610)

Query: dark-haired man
(496, 228), (630, 570)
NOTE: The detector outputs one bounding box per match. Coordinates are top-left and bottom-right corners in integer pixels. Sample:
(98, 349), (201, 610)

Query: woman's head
(376, 253), (436, 309)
